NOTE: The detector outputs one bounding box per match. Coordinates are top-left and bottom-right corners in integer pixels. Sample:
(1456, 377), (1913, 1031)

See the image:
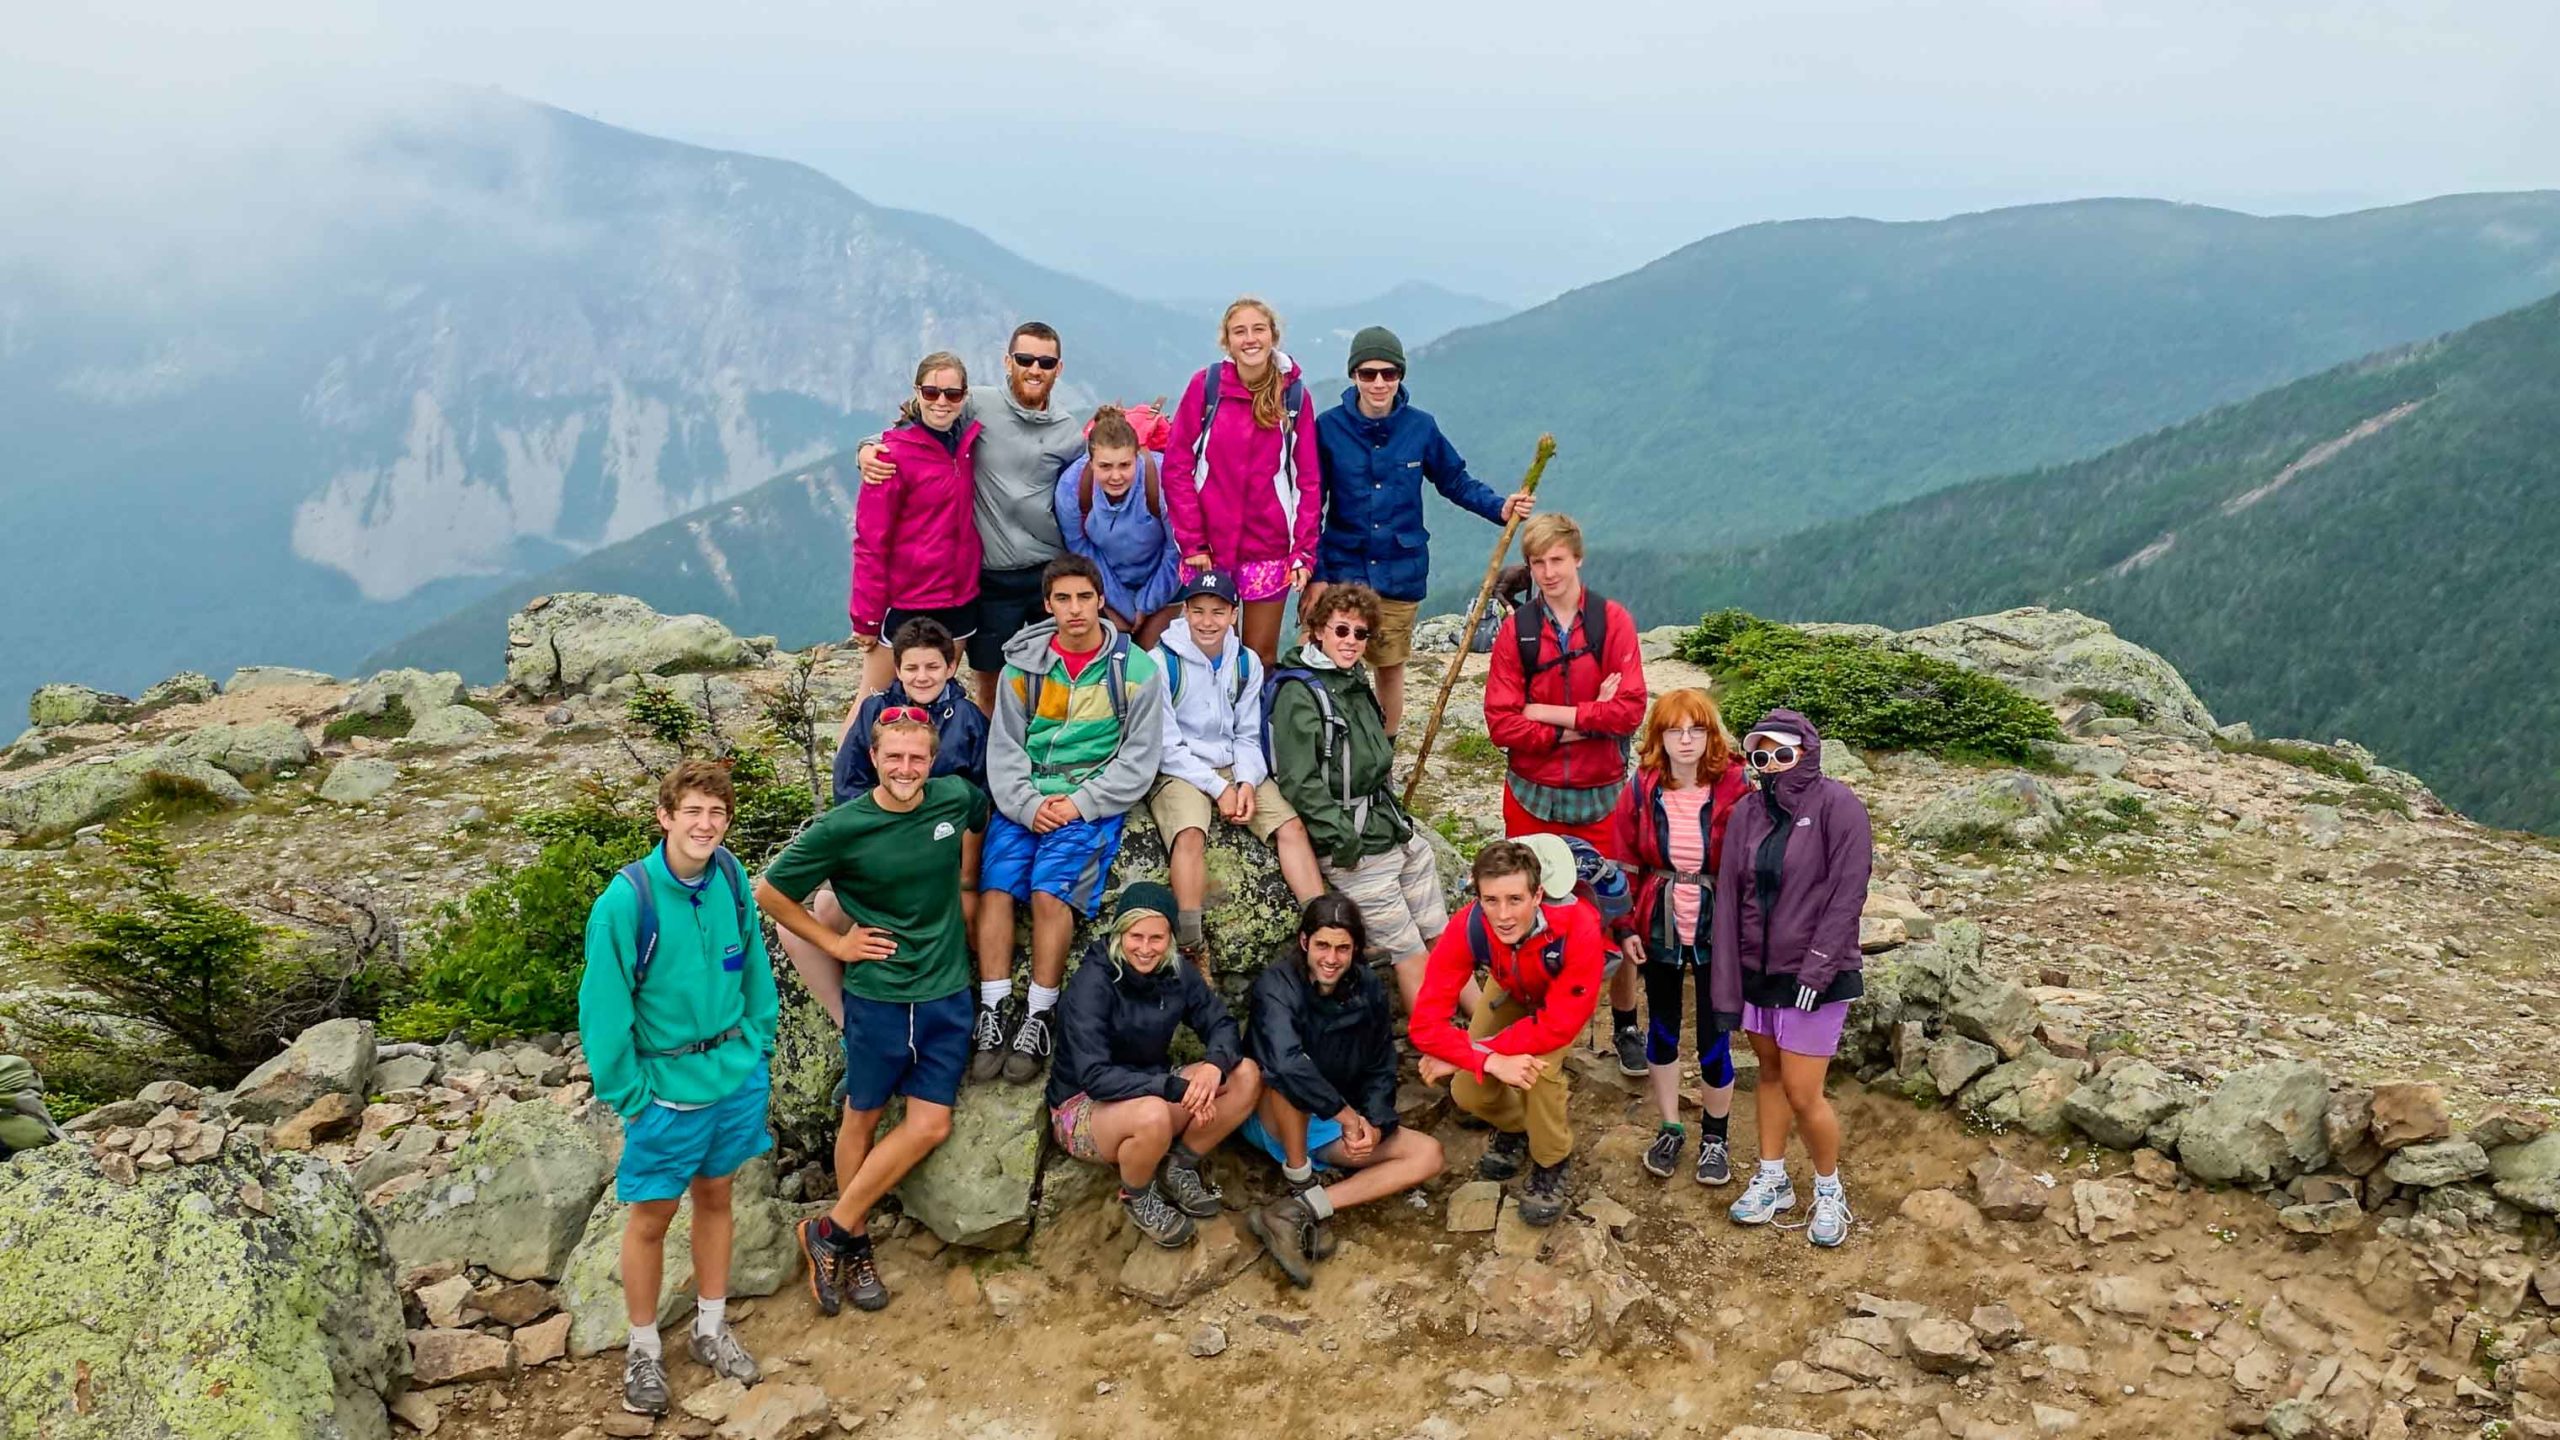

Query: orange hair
(1636, 687), (1735, 786)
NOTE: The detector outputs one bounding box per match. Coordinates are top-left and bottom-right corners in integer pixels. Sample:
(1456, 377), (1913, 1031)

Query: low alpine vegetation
(1676, 609), (2062, 762)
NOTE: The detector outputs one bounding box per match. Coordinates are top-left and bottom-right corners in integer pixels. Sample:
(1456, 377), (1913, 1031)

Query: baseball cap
(1175, 569), (1241, 607)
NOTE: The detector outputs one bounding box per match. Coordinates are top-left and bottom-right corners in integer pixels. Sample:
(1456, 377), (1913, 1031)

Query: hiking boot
(1518, 1158), (1570, 1227)
(622, 1347), (671, 1416)
(794, 1216), (844, 1317)
(1000, 1007), (1053, 1084)
(968, 997), (1015, 1083)
(1123, 1182), (1196, 1248)
(1245, 1194), (1317, 1288)
(1641, 1126), (1684, 1180)
(687, 1324), (762, 1385)
(1477, 1128), (1529, 1182)
(845, 1243), (890, 1312)
(1729, 1167), (1796, 1226)
(1694, 1136), (1733, 1187)
(1159, 1155), (1223, 1218)
(1290, 1176), (1338, 1261)
(1613, 1024), (1647, 1077)
(1808, 1185), (1854, 1248)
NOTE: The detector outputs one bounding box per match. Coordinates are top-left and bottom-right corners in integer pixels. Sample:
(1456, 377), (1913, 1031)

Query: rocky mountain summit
(3, 595), (2555, 1440)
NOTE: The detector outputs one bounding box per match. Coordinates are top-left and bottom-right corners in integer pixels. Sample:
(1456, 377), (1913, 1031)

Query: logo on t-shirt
(933, 821), (957, 841)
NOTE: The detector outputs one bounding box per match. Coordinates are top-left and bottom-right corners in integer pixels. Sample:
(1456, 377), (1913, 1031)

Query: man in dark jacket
(1310, 325), (1534, 731)
(1239, 894), (1448, 1286)
(1710, 708), (1873, 1249)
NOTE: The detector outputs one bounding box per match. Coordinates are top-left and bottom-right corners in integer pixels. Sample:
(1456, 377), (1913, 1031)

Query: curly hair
(1302, 582), (1383, 639)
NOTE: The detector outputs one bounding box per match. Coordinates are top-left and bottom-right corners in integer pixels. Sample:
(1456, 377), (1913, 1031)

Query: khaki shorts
(1148, 769), (1299, 843)
(1324, 832), (1448, 961)
(1369, 598), (1422, 670)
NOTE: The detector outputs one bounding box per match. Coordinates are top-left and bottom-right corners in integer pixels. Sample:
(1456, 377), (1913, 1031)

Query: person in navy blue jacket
(1309, 326), (1534, 732)
(832, 618), (990, 802)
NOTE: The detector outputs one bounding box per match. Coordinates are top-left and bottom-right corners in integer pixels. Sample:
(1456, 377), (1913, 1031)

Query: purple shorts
(1235, 559), (1292, 603)
(1741, 999), (1852, 1059)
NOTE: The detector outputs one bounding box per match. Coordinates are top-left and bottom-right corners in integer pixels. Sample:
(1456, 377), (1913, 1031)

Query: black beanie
(1347, 326), (1407, 376)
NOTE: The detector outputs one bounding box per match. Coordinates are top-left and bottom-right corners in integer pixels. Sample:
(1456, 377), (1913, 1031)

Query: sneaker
(1477, 1129), (1529, 1182)
(845, 1243), (890, 1311)
(1641, 1126), (1683, 1180)
(622, 1347), (671, 1416)
(1244, 1194), (1317, 1288)
(1729, 1167), (1796, 1226)
(1123, 1182), (1197, 1248)
(1613, 1025), (1647, 1077)
(1518, 1158), (1569, 1227)
(1000, 1008), (1053, 1084)
(968, 998), (1015, 1083)
(793, 1216), (843, 1317)
(686, 1324), (762, 1385)
(1158, 1156), (1223, 1218)
(1808, 1185), (1854, 1248)
(1694, 1136), (1733, 1188)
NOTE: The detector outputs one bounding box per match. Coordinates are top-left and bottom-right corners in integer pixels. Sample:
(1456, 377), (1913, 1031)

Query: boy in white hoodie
(1149, 570), (1327, 969)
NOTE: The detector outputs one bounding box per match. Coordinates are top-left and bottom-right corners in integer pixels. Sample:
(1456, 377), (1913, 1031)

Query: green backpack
(0, 1055), (64, 1157)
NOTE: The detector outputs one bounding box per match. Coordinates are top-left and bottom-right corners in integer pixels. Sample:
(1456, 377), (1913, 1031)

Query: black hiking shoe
(1641, 1126), (1684, 1180)
(1694, 1136), (1733, 1187)
(795, 1216), (844, 1317)
(1519, 1158), (1570, 1227)
(1123, 1182), (1196, 1247)
(622, 1347), (671, 1415)
(1246, 1194), (1318, 1288)
(968, 997), (1015, 1083)
(1613, 1024), (1647, 1077)
(845, 1243), (889, 1312)
(1477, 1128), (1529, 1182)
(1159, 1155), (1223, 1218)
(1000, 1007), (1053, 1084)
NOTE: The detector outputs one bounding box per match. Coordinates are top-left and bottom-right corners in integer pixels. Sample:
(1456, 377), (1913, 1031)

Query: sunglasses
(917, 385), (966, 402)
(1746, 745), (1799, 769)
(1327, 621), (1371, 642)
(1009, 352), (1061, 371)
(1353, 366), (1402, 383)
(878, 706), (931, 725)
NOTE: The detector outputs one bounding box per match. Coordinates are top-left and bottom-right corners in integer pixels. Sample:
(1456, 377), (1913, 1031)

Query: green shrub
(2064, 686), (2151, 719)
(2213, 735), (2371, 784)
(627, 679), (702, 748)
(1675, 610), (2061, 762)
(1446, 731), (1501, 765)
(136, 769), (227, 818)
(2102, 792), (2148, 823)
(324, 697), (414, 742)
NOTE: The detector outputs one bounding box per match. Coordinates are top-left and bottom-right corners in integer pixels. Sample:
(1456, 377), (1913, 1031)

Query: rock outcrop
(504, 593), (761, 698)
(377, 1099), (608, 1281)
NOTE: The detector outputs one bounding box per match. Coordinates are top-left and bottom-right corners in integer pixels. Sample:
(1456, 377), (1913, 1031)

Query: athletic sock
(1656, 1119), (1686, 1135)
(812, 1215), (859, 1253)
(1169, 1142), (1203, 1170)
(1700, 1111), (1730, 1142)
(977, 979), (1010, 1009)
(1026, 982), (1062, 1016)
(693, 1297), (725, 1338)
(1281, 1160), (1315, 1186)
(1759, 1158), (1789, 1182)
(1612, 1006), (1639, 1035)
(1177, 909), (1205, 948)
(628, 1323), (662, 1359)
(1814, 1170), (1843, 1196)
(1304, 1186), (1337, 1220)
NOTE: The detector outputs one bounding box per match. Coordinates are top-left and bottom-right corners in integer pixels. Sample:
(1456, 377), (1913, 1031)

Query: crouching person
(1410, 838), (1605, 1226)
(1241, 894), (1446, 1286)
(1046, 882), (1263, 1247)
(578, 759), (778, 1416)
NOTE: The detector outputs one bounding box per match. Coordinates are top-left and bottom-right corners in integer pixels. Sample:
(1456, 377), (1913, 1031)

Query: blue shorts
(1241, 1111), (1346, 1168)
(839, 988), (972, 1113)
(615, 1066), (773, 1204)
(980, 811), (1125, 915)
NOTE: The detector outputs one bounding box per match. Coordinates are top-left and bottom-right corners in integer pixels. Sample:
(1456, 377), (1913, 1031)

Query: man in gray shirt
(860, 322), (1086, 711)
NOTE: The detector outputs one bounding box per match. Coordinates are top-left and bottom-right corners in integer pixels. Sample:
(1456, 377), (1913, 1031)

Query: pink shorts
(1741, 1000), (1851, 1059)
(1235, 559), (1292, 603)
(1050, 1092), (1101, 1160)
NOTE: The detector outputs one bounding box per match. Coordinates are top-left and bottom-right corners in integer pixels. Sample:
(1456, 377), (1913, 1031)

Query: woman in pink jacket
(1162, 298), (1324, 665)
(848, 352), (985, 695)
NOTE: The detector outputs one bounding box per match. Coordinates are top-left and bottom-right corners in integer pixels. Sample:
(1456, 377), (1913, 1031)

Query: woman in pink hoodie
(1162, 298), (1324, 665)
(848, 352), (985, 695)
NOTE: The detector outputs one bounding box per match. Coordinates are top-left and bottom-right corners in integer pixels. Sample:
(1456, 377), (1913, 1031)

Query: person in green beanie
(1308, 323), (1534, 731)
(1042, 880), (1262, 1248)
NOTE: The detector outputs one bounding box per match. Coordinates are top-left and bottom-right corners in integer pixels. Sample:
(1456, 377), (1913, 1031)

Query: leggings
(1642, 941), (1734, 1085)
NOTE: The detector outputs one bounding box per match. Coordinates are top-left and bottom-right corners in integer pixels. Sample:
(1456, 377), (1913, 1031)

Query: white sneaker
(1808, 1186), (1853, 1247)
(1728, 1168), (1795, 1225)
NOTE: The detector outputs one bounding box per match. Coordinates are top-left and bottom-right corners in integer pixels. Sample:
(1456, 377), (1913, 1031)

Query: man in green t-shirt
(757, 711), (988, 1319)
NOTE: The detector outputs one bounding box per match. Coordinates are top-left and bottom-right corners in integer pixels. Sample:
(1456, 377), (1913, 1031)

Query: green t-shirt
(763, 775), (990, 1003)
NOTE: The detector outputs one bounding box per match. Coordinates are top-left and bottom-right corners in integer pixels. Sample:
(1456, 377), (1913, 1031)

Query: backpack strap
(1104, 634), (1132, 737)
(1076, 465), (1096, 521)
(616, 861), (661, 992)
(1144, 452), (1164, 519)
(1190, 365), (1223, 488)
(1466, 906), (1491, 972)
(710, 847), (749, 938)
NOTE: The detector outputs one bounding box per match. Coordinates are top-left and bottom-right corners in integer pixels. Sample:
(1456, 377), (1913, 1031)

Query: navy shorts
(882, 599), (979, 646)
(840, 988), (973, 1112)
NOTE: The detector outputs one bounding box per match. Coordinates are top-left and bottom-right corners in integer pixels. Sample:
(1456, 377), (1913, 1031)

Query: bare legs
(1746, 1032), (1840, 1173)
(622, 1172), (736, 1327)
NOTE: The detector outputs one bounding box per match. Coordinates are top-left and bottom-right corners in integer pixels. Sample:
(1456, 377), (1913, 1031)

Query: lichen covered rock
(893, 1081), (1049, 1249)
(377, 1098), (607, 1281)
(1904, 773), (2064, 849)
(28, 683), (133, 729)
(171, 719), (315, 777)
(0, 749), (253, 836)
(504, 593), (758, 698)
(2177, 1060), (2330, 1186)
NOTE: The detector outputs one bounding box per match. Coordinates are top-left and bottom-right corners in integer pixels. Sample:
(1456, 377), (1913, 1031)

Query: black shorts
(881, 600), (980, 649)
(968, 564), (1048, 674)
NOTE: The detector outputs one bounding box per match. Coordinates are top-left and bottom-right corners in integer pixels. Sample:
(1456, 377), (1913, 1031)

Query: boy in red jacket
(1410, 839), (1605, 1227)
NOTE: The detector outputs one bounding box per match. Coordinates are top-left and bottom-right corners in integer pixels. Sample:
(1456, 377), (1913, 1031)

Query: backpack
(1514, 591), (1614, 688)
(1192, 362), (1311, 525)
(1019, 633), (1138, 783)
(1165, 644), (1253, 709)
(614, 847), (752, 1059)
(1260, 666), (1371, 836)
(1464, 905), (1572, 981)
(1559, 835), (1632, 931)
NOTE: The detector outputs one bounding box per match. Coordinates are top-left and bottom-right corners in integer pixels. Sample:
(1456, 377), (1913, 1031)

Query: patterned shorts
(1049, 1091), (1102, 1160)
(1236, 559), (1293, 603)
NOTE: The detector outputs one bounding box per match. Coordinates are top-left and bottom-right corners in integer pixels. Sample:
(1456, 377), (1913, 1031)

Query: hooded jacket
(1268, 642), (1412, 867)
(1708, 708), (1874, 1029)
(832, 679), (990, 802)
(1408, 898), (1607, 1079)
(1484, 590), (1648, 794)
(848, 418), (984, 636)
(1247, 952), (1400, 1132)
(1045, 941), (1243, 1111)
(1313, 385), (1506, 602)
(1053, 455), (1185, 622)
(986, 617), (1166, 829)
(1608, 761), (1752, 950)
(1161, 357), (1324, 572)
(1152, 616), (1269, 796)
(866, 388), (1085, 572)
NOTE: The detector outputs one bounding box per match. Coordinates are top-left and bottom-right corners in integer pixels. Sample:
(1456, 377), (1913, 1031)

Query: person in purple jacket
(1710, 707), (1872, 1248)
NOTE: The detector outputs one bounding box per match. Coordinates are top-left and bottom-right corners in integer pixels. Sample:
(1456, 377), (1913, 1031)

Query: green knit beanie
(1347, 326), (1407, 376)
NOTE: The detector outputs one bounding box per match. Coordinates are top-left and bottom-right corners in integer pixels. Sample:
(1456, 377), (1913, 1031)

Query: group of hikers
(577, 303), (1877, 1419)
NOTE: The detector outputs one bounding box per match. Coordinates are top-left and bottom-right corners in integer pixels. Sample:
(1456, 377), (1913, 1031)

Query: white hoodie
(1152, 616), (1270, 797)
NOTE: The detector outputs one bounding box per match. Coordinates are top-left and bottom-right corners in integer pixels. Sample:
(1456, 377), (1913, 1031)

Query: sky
(4, 1), (2557, 307)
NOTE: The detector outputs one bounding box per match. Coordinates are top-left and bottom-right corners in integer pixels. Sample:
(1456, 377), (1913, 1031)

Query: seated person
(832, 617), (988, 801)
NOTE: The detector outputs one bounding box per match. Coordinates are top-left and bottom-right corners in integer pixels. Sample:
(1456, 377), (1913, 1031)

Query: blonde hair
(1218, 297), (1288, 430)
(1519, 513), (1584, 561)
(1637, 687), (1736, 785)
(897, 351), (968, 426)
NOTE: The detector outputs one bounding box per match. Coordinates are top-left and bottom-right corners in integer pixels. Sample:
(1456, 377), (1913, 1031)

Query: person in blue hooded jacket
(1309, 326), (1534, 732)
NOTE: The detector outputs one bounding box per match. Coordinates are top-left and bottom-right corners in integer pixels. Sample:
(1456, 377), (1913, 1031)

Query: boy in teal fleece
(577, 760), (778, 1417)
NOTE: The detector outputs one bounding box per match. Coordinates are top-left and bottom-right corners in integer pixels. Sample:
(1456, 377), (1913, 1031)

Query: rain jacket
(1247, 953), (1400, 1132)
(577, 844), (780, 1119)
(986, 618), (1166, 829)
(1053, 455), (1185, 622)
(1608, 762), (1752, 949)
(1313, 385), (1506, 602)
(1044, 942), (1243, 1111)
(1408, 899), (1607, 1080)
(864, 389), (1084, 571)
(1161, 357), (1323, 572)
(832, 680), (989, 802)
(1484, 590), (1648, 794)
(1709, 709), (1873, 1030)
(848, 418), (983, 637)
(1268, 642), (1411, 868)
(1152, 616), (1270, 797)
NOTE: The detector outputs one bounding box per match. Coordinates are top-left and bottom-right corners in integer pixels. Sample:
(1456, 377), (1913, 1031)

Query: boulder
(1970, 1155), (2051, 1222)
(2469, 1105), (2551, 1149)
(893, 1081), (1047, 1249)
(1116, 1213), (1258, 1308)
(134, 672), (219, 714)
(2276, 1199), (2363, 1236)
(378, 1098), (607, 1281)
(0, 1146), (404, 1440)
(558, 1155), (799, 1357)
(2324, 1088), (2385, 1176)
(1965, 1048), (2091, 1136)
(1928, 1035), (2000, 1098)
(28, 683), (133, 729)
(400, 705), (498, 750)
(2071, 1178), (2142, 1242)
(2366, 1082), (2449, 1150)
(272, 1092), (367, 1151)
(2487, 1132), (2560, 1213)
(504, 593), (758, 698)
(1904, 772), (2064, 849)
(319, 758), (400, 805)
(0, 749), (252, 835)
(1905, 1317), (1989, 1374)
(232, 1018), (378, 1124)
(1945, 970), (2041, 1061)
(343, 669), (468, 720)
(2061, 1060), (2200, 1152)
(225, 666), (338, 693)
(2178, 1061), (2330, 1186)
(171, 720), (315, 777)
(1464, 1256), (1595, 1349)
(1890, 608), (2217, 735)
(1114, 807), (1320, 1010)
(2382, 1138), (2490, 1190)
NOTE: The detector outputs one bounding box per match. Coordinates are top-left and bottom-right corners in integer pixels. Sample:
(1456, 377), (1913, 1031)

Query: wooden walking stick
(1403, 433), (1556, 810)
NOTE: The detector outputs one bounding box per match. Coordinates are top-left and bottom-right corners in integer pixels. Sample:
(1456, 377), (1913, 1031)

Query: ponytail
(1087, 403), (1139, 455)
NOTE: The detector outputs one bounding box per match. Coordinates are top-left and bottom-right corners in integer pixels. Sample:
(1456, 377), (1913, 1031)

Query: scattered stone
(2367, 1081), (2451, 1151)
(1466, 1255), (1596, 1349)
(515, 1311), (572, 1367)
(2380, 1137), (2490, 1189)
(2322, 1088), (2385, 1176)
(2129, 1148), (2181, 1188)
(1768, 1359), (1855, 1395)
(1117, 1214), (1258, 1308)
(389, 1389), (443, 1434)
(2031, 1404), (2082, 1435)
(375, 1054), (440, 1092)
(2470, 1106), (2552, 1149)
(2087, 1273), (2166, 1323)
(716, 1382), (831, 1440)
(409, 1327), (515, 1385)
(1806, 1335), (1896, 1382)
(416, 1273), (479, 1329)
(2476, 1256), (2534, 1320)
(2178, 1060), (2330, 1186)
(1970, 1303), (2025, 1348)
(476, 1279), (557, 1327)
(599, 1413), (656, 1438)
(1929, 1035), (2001, 1097)
(1905, 1317), (1989, 1373)
(1187, 1324), (1228, 1358)
(1970, 1155), (2049, 1221)
(1965, 1048), (2091, 1135)
(2061, 1060), (2199, 1152)
(2488, 1132), (2560, 1213)
(1447, 1179), (1503, 1233)
(2277, 1199), (2363, 1236)
(1900, 1188), (1985, 1235)
(231, 1018), (377, 1124)
(2071, 1179), (2141, 1242)
(319, 756), (400, 805)
(1577, 1193), (1636, 1237)
(272, 1090), (366, 1150)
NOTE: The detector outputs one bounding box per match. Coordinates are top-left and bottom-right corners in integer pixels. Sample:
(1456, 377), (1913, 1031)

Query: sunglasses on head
(1353, 366), (1402, 383)
(1327, 621), (1371, 642)
(1746, 745), (1799, 769)
(917, 385), (966, 402)
(878, 706), (931, 725)
(1009, 352), (1060, 371)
